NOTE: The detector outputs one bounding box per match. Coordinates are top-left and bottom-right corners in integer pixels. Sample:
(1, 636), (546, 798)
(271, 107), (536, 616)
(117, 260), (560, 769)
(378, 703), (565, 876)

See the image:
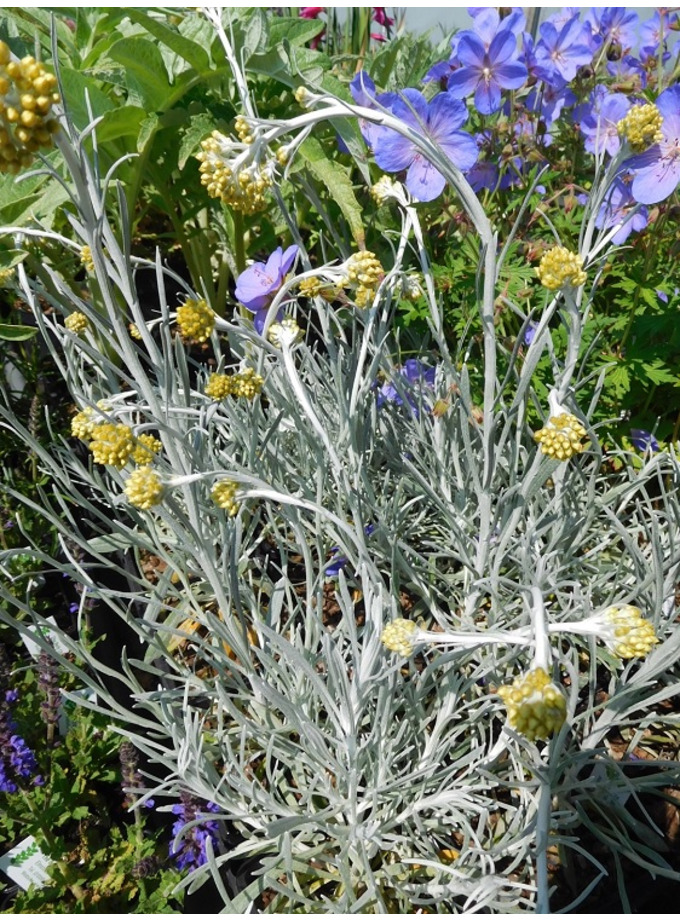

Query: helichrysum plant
(0, 6), (679, 915)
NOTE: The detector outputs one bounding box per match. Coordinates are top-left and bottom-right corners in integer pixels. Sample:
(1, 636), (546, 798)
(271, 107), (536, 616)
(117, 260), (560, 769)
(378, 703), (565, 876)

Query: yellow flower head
(128, 322), (143, 340)
(197, 130), (272, 214)
(205, 373), (233, 400)
(234, 114), (254, 145)
(176, 298), (215, 343)
(536, 246), (587, 291)
(534, 413), (588, 461)
(212, 479), (240, 516)
(497, 667), (567, 741)
(0, 41), (60, 174)
(131, 433), (162, 466)
(88, 422), (135, 468)
(298, 277), (341, 301)
(71, 406), (96, 441)
(534, 390), (588, 461)
(381, 618), (418, 657)
(294, 86), (310, 106)
(603, 604), (658, 658)
(231, 367), (264, 399)
(268, 316), (303, 348)
(64, 312), (89, 335)
(80, 245), (94, 273)
(617, 103), (663, 153)
(125, 467), (163, 510)
(370, 176), (399, 204)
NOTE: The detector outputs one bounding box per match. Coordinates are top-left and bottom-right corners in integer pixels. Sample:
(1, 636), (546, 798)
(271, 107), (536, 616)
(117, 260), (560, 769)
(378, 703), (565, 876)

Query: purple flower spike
(170, 791), (221, 871)
(630, 429), (659, 452)
(628, 86), (680, 206)
(372, 90), (477, 201)
(447, 30), (527, 115)
(235, 245), (299, 334)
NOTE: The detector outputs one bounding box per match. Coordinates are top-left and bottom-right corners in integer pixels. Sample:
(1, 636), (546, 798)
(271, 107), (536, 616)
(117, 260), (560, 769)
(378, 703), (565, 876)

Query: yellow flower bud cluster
(234, 114), (254, 145)
(534, 412), (588, 461)
(0, 41), (60, 174)
(298, 276), (341, 301)
(131, 433), (162, 466)
(342, 251), (384, 308)
(535, 246), (587, 291)
(80, 245), (95, 273)
(70, 406), (97, 440)
(231, 367), (264, 399)
(124, 467), (164, 510)
(129, 323), (143, 340)
(294, 86), (310, 106)
(64, 312), (89, 335)
(212, 479), (240, 515)
(381, 618), (418, 657)
(197, 131), (272, 214)
(205, 368), (264, 400)
(88, 422), (135, 468)
(497, 667), (567, 741)
(268, 316), (303, 347)
(176, 298), (215, 343)
(370, 175), (399, 204)
(617, 103), (663, 153)
(603, 604), (659, 658)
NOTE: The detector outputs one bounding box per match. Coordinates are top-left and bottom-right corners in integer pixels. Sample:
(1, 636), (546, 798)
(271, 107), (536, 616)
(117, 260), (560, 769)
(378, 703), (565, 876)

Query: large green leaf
(58, 67), (115, 131)
(95, 105), (147, 144)
(269, 17), (325, 47)
(105, 37), (172, 111)
(299, 137), (365, 246)
(125, 8), (211, 75)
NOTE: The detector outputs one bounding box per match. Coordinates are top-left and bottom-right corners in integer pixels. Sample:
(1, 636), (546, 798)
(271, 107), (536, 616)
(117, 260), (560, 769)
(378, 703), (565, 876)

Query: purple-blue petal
(406, 155), (447, 202)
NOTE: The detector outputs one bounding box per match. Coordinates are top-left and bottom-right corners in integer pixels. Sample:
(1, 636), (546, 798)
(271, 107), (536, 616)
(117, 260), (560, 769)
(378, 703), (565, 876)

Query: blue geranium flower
(579, 89), (630, 157)
(628, 85), (680, 205)
(349, 72), (398, 149)
(630, 429), (659, 452)
(235, 245), (299, 334)
(534, 15), (593, 84)
(377, 359), (436, 413)
(447, 29), (527, 115)
(325, 524), (376, 578)
(372, 90), (477, 202)
(595, 179), (648, 244)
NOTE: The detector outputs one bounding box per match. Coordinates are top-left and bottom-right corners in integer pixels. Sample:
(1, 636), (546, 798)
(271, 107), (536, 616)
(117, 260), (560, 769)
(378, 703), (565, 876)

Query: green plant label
(0, 836), (53, 891)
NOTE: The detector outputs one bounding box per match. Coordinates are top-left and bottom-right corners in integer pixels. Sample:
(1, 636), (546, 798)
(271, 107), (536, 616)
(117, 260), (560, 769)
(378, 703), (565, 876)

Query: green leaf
(0, 324), (38, 341)
(178, 113), (215, 170)
(269, 17), (325, 47)
(137, 114), (160, 153)
(57, 67), (115, 131)
(241, 7), (268, 58)
(95, 105), (147, 144)
(106, 37), (172, 111)
(125, 8), (211, 74)
(299, 137), (365, 246)
(607, 363), (630, 396)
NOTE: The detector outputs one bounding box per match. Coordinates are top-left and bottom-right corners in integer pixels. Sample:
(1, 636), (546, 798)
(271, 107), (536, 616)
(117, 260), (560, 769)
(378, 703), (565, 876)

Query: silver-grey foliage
(0, 10), (679, 913)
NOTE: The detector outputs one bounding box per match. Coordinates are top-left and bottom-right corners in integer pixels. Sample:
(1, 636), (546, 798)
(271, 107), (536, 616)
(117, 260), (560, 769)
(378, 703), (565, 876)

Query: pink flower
(372, 7), (394, 28)
(300, 6), (324, 18)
